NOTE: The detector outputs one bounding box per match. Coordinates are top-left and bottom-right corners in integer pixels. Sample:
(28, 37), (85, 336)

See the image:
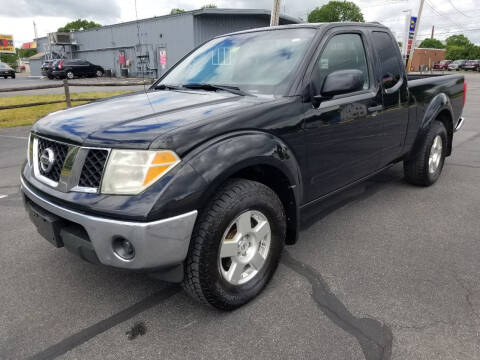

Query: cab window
(312, 33), (370, 95)
(371, 31), (403, 90)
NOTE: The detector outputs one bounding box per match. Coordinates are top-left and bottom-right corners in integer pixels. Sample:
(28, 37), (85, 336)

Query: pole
(407, 0), (425, 72)
(63, 79), (71, 108)
(402, 10), (412, 58)
(33, 21), (38, 39)
(270, 0), (281, 26)
(431, 25), (434, 39)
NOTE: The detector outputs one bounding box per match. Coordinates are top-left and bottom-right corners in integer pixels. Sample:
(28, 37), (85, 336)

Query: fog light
(112, 237), (135, 260)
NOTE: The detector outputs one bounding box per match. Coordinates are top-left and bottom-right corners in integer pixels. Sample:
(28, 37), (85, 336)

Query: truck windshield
(157, 28), (316, 95)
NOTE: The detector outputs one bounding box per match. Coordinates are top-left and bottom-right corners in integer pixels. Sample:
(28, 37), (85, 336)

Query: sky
(1, 0), (480, 47)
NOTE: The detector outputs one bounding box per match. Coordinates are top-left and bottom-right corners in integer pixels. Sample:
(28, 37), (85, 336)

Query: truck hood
(33, 90), (274, 149)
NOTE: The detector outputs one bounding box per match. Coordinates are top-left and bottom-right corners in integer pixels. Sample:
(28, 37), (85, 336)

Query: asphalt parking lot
(0, 73), (479, 360)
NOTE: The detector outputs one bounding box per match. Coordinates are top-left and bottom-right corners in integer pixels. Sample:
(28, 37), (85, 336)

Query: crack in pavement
(451, 271), (480, 322)
(26, 285), (180, 360)
(282, 251), (393, 360)
(447, 163), (480, 169)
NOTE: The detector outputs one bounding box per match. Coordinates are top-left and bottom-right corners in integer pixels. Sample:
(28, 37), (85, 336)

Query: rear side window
(313, 33), (370, 94)
(372, 31), (402, 90)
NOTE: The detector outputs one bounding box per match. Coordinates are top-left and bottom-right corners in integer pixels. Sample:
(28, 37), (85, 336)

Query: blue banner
(409, 16), (417, 32)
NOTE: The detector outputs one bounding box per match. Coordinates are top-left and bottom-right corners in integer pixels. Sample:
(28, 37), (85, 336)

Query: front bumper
(21, 177), (198, 270)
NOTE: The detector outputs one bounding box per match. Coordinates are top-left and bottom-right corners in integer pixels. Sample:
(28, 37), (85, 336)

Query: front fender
(188, 131), (303, 198)
(147, 131), (303, 239)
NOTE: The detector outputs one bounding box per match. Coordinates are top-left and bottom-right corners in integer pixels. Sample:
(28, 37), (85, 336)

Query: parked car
(463, 60), (480, 71)
(0, 62), (15, 78)
(22, 23), (466, 310)
(41, 59), (61, 79)
(433, 60), (451, 70)
(448, 59), (467, 71)
(52, 59), (104, 79)
(41, 60), (54, 77)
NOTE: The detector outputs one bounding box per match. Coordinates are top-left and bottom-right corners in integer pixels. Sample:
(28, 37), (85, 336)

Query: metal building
(31, 8), (300, 77)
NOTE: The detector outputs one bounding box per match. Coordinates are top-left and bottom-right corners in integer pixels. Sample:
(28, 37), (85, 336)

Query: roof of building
(27, 52), (46, 60)
(34, 8), (301, 41)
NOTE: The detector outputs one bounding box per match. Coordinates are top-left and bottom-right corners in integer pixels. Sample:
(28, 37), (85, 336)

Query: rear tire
(404, 121), (447, 186)
(183, 179), (286, 310)
(66, 71), (74, 79)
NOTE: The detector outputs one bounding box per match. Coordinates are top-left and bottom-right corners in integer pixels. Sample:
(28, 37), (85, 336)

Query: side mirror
(316, 69), (365, 101)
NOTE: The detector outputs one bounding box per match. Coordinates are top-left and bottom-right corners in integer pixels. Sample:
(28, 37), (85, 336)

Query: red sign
(160, 50), (167, 66)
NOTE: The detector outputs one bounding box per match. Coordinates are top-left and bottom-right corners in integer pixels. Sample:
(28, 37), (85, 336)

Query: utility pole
(431, 25), (435, 39)
(402, 9), (412, 58)
(33, 21), (38, 39)
(270, 0), (281, 26)
(407, 0), (425, 71)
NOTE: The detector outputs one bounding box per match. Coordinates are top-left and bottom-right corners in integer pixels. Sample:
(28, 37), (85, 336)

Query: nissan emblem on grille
(40, 148), (55, 173)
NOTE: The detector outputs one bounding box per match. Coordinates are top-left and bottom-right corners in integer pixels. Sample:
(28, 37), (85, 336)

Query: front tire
(183, 179), (286, 310)
(95, 70), (103, 77)
(66, 71), (74, 79)
(404, 121), (447, 186)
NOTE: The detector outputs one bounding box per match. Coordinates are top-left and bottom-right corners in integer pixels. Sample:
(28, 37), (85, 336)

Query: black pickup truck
(21, 23), (466, 310)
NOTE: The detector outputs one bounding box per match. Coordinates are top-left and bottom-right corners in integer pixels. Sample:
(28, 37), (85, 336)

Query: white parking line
(0, 135), (28, 140)
(0, 195), (7, 199)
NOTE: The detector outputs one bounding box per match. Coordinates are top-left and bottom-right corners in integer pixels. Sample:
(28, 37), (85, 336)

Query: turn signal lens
(101, 150), (180, 195)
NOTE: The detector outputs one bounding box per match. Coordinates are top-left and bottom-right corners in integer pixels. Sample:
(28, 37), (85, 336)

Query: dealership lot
(0, 73), (479, 360)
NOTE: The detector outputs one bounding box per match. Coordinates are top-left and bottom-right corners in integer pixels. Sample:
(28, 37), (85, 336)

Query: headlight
(101, 149), (180, 195)
(27, 133), (33, 167)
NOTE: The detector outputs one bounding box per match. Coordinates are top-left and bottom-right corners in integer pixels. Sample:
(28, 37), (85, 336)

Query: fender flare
(412, 93), (454, 155)
(185, 130), (304, 244)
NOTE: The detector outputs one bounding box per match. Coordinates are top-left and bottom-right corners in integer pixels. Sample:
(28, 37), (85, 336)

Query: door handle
(368, 105), (383, 113)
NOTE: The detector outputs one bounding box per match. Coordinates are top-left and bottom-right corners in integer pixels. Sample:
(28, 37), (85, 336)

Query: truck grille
(32, 135), (109, 193)
(37, 137), (69, 182)
(78, 149), (109, 188)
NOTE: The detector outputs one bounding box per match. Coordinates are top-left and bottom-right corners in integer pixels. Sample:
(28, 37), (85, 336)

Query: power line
(417, 27), (480, 37)
(446, 0), (472, 18)
(424, 0), (463, 29)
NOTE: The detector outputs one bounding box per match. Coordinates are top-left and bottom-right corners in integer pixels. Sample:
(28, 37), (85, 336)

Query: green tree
(308, 1), (364, 23)
(445, 34), (471, 48)
(445, 45), (467, 60)
(170, 8), (185, 14)
(18, 48), (37, 58)
(0, 53), (17, 67)
(419, 38), (444, 49)
(201, 4), (217, 8)
(469, 46), (480, 59)
(58, 19), (101, 32)
(0, 48), (37, 68)
(443, 34), (480, 60)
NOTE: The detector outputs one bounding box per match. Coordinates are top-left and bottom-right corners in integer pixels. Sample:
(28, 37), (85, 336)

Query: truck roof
(220, 22), (390, 37)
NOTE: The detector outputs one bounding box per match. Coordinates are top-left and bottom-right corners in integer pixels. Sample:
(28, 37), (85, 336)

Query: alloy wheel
(218, 210), (271, 285)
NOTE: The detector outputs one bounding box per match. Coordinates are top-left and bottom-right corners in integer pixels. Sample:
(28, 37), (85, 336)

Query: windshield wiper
(182, 83), (252, 96)
(153, 84), (184, 91)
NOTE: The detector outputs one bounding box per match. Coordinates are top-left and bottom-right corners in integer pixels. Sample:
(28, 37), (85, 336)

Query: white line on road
(0, 135), (28, 140)
(0, 195), (7, 199)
